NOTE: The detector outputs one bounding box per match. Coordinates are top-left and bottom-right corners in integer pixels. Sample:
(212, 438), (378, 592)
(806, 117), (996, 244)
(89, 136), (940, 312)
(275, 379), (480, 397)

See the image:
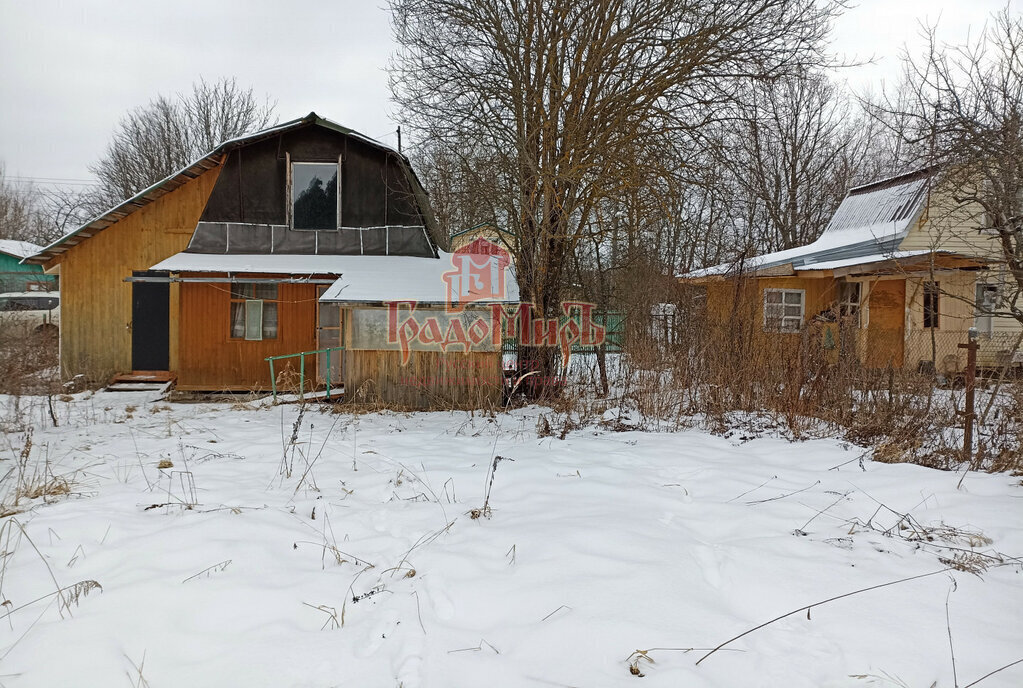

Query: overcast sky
(0, 0), (1019, 187)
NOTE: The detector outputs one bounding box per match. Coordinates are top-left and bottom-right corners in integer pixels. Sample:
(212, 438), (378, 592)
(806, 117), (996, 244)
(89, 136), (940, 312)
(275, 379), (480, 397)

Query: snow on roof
(0, 239), (43, 259)
(150, 251), (520, 305)
(793, 249), (932, 271)
(319, 252), (520, 304)
(684, 170), (932, 278)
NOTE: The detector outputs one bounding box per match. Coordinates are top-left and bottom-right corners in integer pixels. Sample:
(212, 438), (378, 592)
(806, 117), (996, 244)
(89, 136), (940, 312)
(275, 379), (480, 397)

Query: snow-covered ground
(1, 392), (1021, 687)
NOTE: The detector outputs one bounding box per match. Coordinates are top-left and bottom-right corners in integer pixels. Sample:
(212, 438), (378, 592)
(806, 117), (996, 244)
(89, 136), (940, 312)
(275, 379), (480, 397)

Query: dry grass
(547, 296), (1022, 475)
(1, 429), (87, 517)
(0, 332), (60, 396)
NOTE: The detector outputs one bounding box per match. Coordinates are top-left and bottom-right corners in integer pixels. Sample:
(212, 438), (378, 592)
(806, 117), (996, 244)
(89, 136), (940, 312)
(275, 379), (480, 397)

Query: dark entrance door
(131, 271), (170, 371)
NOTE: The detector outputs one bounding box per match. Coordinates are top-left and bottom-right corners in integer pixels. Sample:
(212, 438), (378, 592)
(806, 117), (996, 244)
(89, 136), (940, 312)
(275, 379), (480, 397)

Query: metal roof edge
(847, 165), (937, 195)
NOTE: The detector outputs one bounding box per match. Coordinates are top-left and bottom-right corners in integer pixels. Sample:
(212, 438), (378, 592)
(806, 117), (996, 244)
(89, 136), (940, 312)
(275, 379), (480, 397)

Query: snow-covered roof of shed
(150, 251), (520, 305)
(684, 168), (933, 278)
(318, 251), (519, 305)
(0, 239), (42, 259)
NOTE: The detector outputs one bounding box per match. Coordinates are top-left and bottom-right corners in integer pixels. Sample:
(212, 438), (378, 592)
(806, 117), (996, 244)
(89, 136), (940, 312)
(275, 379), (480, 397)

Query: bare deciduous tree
(872, 7), (1023, 326)
(91, 77), (276, 203)
(391, 0), (842, 390)
(0, 164), (37, 242)
(723, 73), (853, 250)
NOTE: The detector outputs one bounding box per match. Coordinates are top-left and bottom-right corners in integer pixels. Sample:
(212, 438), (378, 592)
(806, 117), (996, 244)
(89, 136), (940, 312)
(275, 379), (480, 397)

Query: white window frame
(838, 281), (862, 325)
(763, 288), (805, 333)
(975, 282), (999, 337)
(230, 283), (279, 341)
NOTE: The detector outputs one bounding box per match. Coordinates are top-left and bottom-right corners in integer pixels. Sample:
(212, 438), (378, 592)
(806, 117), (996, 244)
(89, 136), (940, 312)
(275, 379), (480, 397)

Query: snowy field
(1, 391), (1021, 687)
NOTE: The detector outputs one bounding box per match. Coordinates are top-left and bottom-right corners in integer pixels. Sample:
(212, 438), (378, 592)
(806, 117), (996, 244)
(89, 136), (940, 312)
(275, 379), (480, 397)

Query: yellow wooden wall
(705, 275), (838, 334)
(902, 271), (1010, 371)
(863, 278), (906, 368)
(900, 191), (1022, 346)
(45, 168), (221, 380)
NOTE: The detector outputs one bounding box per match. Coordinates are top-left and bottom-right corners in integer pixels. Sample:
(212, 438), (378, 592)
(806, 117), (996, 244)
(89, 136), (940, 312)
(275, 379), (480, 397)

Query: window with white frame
(838, 282), (861, 322)
(230, 283), (279, 340)
(763, 288), (805, 333)
(975, 283), (999, 336)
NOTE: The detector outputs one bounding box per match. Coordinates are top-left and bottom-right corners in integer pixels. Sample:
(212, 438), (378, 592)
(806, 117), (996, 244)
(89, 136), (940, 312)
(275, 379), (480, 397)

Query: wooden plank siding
(343, 349), (503, 408)
(341, 307), (503, 408)
(864, 279), (906, 368)
(176, 280), (317, 391)
(43, 167), (221, 380)
(705, 275), (839, 336)
(899, 192), (1023, 348)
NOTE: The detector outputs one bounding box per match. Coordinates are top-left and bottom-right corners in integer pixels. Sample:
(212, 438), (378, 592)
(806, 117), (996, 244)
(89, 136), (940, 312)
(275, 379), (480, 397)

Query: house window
(230, 283), (278, 340)
(291, 162), (339, 230)
(975, 283), (999, 336)
(764, 288), (805, 333)
(923, 281), (940, 329)
(838, 282), (861, 321)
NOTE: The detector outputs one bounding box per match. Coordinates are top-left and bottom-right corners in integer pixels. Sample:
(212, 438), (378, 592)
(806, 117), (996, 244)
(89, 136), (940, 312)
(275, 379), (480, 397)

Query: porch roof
(800, 250), (992, 275)
(149, 251), (520, 305)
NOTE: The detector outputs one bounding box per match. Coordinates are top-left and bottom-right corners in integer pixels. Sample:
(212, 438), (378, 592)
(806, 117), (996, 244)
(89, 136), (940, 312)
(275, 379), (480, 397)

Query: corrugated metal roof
(22, 113), (428, 266)
(684, 168), (934, 278)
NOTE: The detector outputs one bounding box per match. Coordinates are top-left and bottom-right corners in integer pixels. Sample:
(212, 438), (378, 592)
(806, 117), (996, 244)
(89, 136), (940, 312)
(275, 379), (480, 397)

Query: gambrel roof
(23, 113), (437, 265)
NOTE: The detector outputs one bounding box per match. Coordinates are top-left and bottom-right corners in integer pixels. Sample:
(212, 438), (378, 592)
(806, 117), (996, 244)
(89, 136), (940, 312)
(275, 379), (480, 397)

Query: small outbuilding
(1, 240), (54, 292)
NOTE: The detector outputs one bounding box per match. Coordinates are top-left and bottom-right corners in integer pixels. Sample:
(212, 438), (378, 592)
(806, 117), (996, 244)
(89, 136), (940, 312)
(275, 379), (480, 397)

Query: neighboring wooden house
(449, 223), (517, 253)
(25, 113), (518, 406)
(681, 168), (1020, 373)
(0, 240), (55, 292)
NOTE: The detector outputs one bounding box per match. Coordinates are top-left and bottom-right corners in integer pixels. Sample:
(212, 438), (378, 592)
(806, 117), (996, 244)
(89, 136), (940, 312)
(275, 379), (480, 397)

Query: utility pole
(958, 327), (979, 462)
(397, 126), (402, 153)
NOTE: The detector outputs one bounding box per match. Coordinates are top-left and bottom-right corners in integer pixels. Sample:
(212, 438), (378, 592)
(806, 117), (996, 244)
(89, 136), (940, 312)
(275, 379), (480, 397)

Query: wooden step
(107, 382), (170, 392)
(111, 370), (176, 383)
(107, 371), (176, 393)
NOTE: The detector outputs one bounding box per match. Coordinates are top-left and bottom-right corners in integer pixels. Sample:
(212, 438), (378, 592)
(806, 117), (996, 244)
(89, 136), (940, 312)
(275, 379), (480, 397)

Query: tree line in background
(1, 3), (1019, 337)
(402, 2), (1023, 355)
(0, 78), (275, 247)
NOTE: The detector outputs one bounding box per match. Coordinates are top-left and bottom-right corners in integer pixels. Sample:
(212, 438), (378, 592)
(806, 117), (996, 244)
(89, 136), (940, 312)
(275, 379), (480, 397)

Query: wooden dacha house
(25, 113), (518, 407)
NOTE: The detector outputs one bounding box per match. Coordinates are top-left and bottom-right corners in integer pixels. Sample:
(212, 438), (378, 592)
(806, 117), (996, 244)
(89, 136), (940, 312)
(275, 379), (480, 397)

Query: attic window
(291, 162), (339, 230)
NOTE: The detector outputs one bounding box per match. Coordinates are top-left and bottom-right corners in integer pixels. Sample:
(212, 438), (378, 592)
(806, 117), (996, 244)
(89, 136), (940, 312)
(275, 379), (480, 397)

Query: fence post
(958, 327), (979, 463)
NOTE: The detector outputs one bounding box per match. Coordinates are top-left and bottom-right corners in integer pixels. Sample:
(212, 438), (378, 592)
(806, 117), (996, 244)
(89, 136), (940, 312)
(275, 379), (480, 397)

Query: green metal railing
(265, 346), (344, 402)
